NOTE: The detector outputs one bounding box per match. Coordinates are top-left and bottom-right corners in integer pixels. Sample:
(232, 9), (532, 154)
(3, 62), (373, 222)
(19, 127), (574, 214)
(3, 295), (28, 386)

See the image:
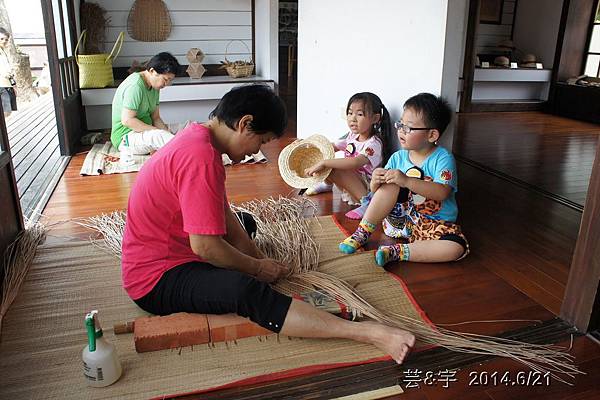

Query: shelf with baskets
(81, 75), (274, 130)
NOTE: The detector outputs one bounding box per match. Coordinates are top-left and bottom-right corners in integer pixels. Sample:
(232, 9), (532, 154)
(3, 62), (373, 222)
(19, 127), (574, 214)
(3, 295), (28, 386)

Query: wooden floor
(455, 112), (600, 208)
(41, 114), (600, 399)
(6, 91), (67, 219)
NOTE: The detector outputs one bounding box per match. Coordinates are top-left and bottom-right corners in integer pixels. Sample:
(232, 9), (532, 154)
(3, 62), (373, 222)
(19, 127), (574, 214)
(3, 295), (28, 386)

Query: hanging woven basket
(127, 0), (172, 42)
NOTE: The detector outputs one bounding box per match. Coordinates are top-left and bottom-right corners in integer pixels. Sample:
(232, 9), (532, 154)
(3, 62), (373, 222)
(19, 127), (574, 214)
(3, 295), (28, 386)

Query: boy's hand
(384, 169), (408, 187)
(305, 161), (326, 177)
(255, 258), (290, 282)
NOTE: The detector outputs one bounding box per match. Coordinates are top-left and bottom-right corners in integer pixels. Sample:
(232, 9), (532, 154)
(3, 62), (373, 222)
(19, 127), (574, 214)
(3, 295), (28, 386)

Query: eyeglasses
(394, 121), (432, 134)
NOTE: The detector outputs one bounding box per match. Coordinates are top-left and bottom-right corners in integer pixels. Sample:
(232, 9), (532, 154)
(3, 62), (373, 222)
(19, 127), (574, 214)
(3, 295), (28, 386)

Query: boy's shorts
(383, 214), (470, 261)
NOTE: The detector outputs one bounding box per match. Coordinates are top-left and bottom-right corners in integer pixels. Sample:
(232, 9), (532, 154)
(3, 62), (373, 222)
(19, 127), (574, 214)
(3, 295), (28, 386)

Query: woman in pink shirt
(122, 84), (415, 364)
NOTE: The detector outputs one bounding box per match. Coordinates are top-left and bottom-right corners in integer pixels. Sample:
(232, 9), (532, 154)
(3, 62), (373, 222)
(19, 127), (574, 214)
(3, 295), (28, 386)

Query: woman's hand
(304, 161), (326, 177)
(255, 258), (290, 283)
(384, 169), (408, 187)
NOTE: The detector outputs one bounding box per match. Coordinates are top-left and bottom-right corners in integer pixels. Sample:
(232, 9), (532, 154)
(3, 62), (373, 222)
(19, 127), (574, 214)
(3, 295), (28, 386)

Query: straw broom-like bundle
(0, 221), (46, 335)
(79, 197), (582, 384)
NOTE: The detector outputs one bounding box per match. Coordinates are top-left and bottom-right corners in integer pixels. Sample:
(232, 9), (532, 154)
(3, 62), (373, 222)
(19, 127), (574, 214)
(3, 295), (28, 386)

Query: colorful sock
(345, 192), (372, 220)
(339, 219), (376, 254)
(375, 243), (410, 267)
(305, 182), (333, 196)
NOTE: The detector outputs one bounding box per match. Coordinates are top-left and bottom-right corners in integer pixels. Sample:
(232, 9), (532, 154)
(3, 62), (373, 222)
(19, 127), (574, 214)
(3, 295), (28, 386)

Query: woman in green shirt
(111, 52), (180, 161)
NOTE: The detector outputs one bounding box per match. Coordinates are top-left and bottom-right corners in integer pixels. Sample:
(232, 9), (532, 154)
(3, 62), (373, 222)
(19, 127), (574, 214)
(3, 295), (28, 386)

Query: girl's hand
(371, 168), (387, 184)
(384, 169), (408, 187)
(305, 161), (326, 176)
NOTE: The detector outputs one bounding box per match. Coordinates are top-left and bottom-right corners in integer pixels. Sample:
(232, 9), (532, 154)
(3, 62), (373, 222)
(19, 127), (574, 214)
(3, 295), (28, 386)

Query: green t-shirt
(110, 72), (160, 148)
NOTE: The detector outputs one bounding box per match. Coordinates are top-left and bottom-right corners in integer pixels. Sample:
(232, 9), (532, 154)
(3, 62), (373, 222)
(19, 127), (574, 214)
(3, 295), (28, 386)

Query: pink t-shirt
(121, 123), (227, 300)
(334, 132), (383, 178)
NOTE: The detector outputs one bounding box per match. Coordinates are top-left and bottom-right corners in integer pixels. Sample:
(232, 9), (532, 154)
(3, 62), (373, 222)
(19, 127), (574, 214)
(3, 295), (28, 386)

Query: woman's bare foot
(362, 321), (416, 364)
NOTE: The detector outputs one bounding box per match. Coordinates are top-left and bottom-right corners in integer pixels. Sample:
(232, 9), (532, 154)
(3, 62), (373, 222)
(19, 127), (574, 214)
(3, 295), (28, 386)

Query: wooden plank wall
(95, 0), (253, 68)
(475, 0), (517, 55)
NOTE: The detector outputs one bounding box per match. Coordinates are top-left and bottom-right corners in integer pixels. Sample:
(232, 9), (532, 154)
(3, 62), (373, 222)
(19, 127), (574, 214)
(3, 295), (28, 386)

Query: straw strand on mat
(0, 221), (46, 335)
(77, 197), (582, 384)
(74, 210), (126, 258)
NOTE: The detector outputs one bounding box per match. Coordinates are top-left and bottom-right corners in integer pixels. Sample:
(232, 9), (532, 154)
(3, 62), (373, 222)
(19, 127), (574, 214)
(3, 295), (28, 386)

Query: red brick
(206, 314), (272, 343)
(133, 313), (210, 353)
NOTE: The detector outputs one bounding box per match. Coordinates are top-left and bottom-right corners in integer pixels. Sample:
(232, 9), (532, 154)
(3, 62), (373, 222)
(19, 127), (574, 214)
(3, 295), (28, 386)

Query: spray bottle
(82, 310), (122, 387)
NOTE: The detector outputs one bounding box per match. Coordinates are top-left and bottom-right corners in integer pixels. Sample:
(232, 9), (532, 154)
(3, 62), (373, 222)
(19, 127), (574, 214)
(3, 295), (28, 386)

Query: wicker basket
(221, 40), (254, 78)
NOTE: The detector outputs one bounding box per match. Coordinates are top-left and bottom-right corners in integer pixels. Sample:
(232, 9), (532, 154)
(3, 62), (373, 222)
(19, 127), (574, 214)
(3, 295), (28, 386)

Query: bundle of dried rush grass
(284, 271), (580, 385)
(80, 2), (109, 54)
(0, 222), (46, 335)
(79, 198), (581, 383)
(231, 197), (320, 275)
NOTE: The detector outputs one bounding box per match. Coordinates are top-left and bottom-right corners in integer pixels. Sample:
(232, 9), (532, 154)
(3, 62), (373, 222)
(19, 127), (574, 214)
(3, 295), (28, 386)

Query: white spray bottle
(82, 310), (122, 387)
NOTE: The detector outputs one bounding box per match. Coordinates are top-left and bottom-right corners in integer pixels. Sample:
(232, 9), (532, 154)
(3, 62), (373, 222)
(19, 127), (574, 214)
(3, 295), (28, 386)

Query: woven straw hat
(521, 54), (537, 68)
(494, 56), (510, 67)
(278, 134), (335, 189)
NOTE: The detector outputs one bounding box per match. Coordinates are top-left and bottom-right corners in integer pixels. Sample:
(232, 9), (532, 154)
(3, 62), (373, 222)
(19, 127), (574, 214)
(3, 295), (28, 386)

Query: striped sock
(375, 243), (410, 267)
(339, 219), (376, 254)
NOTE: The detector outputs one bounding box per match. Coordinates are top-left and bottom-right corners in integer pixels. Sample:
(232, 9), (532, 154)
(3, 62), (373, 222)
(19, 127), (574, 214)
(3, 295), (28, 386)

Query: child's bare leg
(376, 240), (464, 266)
(339, 183), (400, 254)
(328, 169), (368, 202)
(406, 240), (464, 262)
(280, 299), (415, 364)
(363, 183), (400, 224)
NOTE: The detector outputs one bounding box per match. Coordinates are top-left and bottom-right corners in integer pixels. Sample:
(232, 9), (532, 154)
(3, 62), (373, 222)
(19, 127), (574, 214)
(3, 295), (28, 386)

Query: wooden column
(561, 138), (600, 332)
(459, 0), (481, 113)
(0, 102), (24, 259)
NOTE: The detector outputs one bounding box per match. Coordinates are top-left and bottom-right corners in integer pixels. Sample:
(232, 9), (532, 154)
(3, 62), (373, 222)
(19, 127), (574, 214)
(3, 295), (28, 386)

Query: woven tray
(127, 0), (172, 42)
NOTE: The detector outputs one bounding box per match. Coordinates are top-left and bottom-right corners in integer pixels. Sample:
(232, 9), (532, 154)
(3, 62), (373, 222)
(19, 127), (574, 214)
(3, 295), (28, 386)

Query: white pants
(118, 129), (175, 156)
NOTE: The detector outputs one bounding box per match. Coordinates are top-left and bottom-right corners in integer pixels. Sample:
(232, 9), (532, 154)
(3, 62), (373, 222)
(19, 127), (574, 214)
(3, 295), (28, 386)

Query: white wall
(512, 0), (563, 67)
(95, 0), (253, 67)
(297, 0), (465, 149)
(254, 0), (279, 83)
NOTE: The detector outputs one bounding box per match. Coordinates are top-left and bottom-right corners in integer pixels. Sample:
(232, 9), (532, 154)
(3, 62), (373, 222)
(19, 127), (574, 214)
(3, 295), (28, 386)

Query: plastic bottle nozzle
(85, 310), (98, 352)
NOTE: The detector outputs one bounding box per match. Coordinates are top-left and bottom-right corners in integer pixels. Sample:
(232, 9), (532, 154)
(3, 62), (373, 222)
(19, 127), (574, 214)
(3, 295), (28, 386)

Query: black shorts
(133, 212), (292, 333)
(134, 262), (292, 333)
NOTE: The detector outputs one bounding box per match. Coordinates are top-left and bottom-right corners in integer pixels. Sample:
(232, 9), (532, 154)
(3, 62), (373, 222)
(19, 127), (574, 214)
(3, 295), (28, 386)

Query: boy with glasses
(340, 93), (469, 265)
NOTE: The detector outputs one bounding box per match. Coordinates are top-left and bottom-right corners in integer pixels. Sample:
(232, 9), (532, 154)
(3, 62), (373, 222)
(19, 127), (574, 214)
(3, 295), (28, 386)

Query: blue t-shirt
(385, 146), (458, 222)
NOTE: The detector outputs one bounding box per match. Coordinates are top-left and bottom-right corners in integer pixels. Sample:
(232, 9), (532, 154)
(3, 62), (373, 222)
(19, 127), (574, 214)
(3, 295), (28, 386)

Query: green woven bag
(75, 30), (124, 89)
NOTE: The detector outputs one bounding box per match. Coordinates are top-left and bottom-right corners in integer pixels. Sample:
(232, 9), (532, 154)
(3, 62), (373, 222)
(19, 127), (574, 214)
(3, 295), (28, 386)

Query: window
(584, 1), (600, 77)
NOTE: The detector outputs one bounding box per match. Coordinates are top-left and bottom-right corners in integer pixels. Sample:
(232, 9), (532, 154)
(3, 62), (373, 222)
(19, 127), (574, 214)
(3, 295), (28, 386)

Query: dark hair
(0, 28), (10, 37)
(146, 52), (180, 75)
(403, 93), (452, 136)
(209, 84), (287, 137)
(346, 92), (393, 165)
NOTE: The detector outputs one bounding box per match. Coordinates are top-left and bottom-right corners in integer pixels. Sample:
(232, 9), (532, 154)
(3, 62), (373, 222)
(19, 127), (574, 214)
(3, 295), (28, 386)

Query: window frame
(583, 0), (600, 77)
